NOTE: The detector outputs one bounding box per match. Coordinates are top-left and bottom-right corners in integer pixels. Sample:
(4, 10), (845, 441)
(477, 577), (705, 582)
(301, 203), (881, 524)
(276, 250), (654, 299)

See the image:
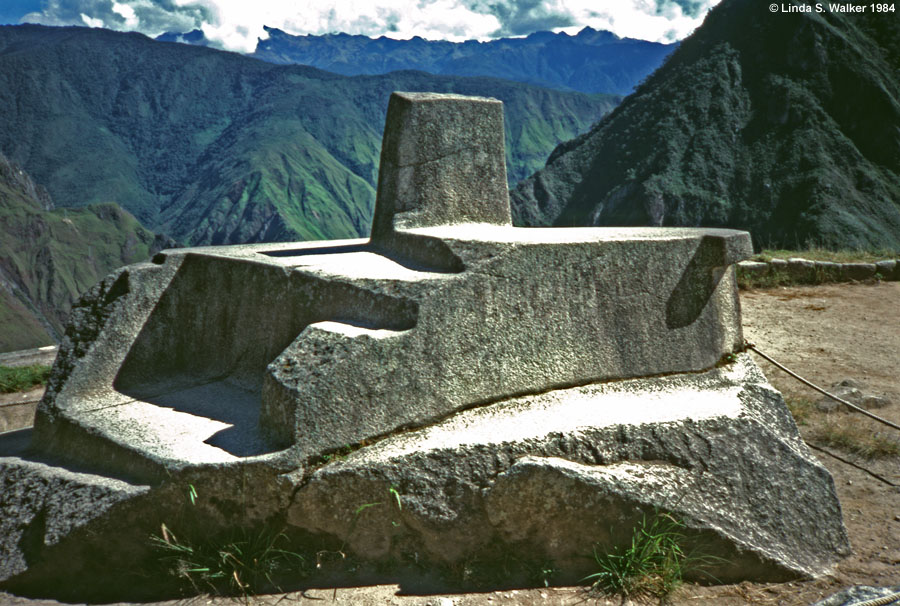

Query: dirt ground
(1, 282), (898, 606)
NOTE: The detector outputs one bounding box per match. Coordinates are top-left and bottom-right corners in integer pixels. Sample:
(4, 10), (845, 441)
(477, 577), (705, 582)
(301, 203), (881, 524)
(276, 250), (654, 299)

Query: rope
(745, 342), (900, 432)
(847, 591), (900, 606)
(741, 347), (900, 606)
(806, 442), (897, 487)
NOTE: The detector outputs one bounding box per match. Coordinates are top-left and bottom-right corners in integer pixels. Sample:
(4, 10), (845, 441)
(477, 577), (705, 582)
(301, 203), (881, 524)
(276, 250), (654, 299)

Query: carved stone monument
(0, 92), (849, 599)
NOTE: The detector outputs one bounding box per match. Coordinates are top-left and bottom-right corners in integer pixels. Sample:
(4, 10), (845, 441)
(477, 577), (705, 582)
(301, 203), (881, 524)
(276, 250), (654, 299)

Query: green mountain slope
(511, 0), (900, 250)
(0, 25), (618, 246)
(0, 152), (169, 352)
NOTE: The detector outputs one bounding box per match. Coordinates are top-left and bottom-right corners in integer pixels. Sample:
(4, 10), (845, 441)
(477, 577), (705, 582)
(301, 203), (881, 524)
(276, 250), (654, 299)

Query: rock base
(0, 355), (850, 599)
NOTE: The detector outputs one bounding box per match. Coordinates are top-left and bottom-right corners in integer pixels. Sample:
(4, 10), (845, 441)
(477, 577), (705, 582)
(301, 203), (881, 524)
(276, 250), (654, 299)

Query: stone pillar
(370, 92), (512, 241)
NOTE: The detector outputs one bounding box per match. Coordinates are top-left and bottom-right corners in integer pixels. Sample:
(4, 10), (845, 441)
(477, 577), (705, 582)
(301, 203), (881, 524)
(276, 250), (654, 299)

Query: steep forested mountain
(0, 152), (168, 352)
(0, 24), (617, 246)
(252, 26), (676, 95)
(511, 0), (900, 250)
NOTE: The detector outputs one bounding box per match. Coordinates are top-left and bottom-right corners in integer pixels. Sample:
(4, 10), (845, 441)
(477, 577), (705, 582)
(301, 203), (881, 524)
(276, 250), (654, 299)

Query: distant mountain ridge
(0, 152), (169, 352)
(250, 26), (676, 95)
(155, 29), (210, 46)
(511, 0), (900, 250)
(0, 24), (617, 246)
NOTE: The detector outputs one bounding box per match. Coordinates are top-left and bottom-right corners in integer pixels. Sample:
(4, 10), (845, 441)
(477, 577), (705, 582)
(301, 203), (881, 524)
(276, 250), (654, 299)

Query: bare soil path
(2, 283), (898, 606)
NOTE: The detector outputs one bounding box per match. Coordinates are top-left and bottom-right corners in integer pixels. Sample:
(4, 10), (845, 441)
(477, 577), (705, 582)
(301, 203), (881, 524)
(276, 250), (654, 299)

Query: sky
(0, 0), (722, 54)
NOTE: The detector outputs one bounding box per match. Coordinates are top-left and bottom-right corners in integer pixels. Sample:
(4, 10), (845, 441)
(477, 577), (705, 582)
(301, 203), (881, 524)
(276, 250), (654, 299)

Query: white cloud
(111, 1), (138, 27)
(551, 0), (721, 42)
(26, 0), (722, 53)
(191, 0), (505, 52)
(80, 12), (105, 27)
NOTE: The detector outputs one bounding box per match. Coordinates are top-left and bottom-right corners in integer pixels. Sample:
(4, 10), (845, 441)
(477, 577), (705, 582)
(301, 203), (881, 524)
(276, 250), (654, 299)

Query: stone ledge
(0, 399), (38, 433)
(737, 258), (900, 284)
(0, 355), (849, 598)
(0, 346), (58, 369)
(286, 354), (849, 583)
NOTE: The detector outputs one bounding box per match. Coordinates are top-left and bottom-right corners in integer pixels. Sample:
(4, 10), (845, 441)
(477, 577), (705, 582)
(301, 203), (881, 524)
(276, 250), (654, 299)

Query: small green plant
(320, 443), (356, 463)
(313, 484), (406, 575)
(716, 351), (738, 367)
(584, 511), (710, 603)
(347, 484), (403, 534)
(151, 522), (307, 596)
(535, 562), (559, 587)
(151, 484), (307, 596)
(388, 485), (402, 510)
(0, 364), (51, 393)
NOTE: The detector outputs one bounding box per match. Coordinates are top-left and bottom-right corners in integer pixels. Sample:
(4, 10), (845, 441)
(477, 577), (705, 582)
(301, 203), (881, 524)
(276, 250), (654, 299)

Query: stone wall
(737, 258), (900, 285)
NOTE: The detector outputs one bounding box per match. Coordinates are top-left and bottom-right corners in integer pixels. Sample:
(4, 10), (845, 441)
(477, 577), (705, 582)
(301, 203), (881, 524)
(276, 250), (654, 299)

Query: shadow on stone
(666, 235), (729, 329)
(120, 380), (274, 457)
(0, 428), (31, 457)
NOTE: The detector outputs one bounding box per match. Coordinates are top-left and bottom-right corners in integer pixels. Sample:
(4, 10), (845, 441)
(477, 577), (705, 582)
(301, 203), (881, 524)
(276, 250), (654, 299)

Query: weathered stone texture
(27, 222), (752, 479)
(815, 260), (843, 281)
(841, 262), (877, 281)
(371, 92), (511, 238)
(0, 453), (148, 582)
(875, 259), (897, 277)
(286, 356), (849, 581)
(786, 257), (817, 282)
(737, 260), (768, 275)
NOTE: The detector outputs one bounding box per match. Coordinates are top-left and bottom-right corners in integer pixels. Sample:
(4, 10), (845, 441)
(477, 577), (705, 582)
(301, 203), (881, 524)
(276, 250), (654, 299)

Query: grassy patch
(0, 364), (51, 393)
(737, 267), (796, 290)
(784, 396), (816, 425)
(814, 416), (900, 459)
(151, 522), (309, 596)
(782, 395), (899, 459)
(584, 512), (713, 603)
(151, 484), (311, 597)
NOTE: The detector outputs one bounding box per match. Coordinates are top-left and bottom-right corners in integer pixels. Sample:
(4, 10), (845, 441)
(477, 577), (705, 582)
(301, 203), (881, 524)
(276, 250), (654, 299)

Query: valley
(0, 24), (618, 246)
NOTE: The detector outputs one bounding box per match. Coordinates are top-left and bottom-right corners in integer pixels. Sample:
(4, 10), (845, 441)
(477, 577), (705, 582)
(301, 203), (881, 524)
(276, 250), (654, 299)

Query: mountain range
(250, 26), (676, 95)
(0, 24), (617, 246)
(0, 152), (168, 352)
(3, 0), (900, 351)
(511, 0), (900, 250)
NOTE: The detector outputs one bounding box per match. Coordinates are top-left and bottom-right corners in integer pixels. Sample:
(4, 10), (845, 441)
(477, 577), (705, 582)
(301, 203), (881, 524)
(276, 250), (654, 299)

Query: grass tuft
(783, 396), (899, 459)
(737, 267), (798, 290)
(784, 396), (816, 425)
(584, 511), (713, 603)
(0, 364), (51, 393)
(150, 523), (308, 596)
(815, 416), (900, 459)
